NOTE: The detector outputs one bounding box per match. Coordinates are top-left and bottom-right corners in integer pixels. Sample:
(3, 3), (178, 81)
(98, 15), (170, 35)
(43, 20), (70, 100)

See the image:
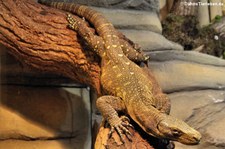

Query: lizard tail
(38, 0), (115, 37)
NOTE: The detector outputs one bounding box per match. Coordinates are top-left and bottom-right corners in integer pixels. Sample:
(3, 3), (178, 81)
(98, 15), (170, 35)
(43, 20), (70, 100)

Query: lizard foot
(66, 13), (80, 30)
(108, 116), (134, 143)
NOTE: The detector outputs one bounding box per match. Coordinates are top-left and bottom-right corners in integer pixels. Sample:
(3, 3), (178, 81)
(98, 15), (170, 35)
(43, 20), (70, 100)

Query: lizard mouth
(177, 132), (201, 145)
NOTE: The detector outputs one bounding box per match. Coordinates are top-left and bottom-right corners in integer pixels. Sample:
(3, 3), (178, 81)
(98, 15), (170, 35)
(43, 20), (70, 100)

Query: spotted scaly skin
(39, 1), (202, 145)
(38, 0), (149, 62)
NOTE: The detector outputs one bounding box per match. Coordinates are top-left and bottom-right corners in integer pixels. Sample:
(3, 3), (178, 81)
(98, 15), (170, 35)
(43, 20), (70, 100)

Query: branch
(0, 0), (101, 93)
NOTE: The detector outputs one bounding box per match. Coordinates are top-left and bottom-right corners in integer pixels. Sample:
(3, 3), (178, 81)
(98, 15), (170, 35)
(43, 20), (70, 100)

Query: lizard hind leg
(120, 40), (150, 62)
(116, 31), (149, 62)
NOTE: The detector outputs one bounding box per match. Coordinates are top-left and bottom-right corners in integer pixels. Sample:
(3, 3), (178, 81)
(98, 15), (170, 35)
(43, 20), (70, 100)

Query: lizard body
(39, 1), (201, 145)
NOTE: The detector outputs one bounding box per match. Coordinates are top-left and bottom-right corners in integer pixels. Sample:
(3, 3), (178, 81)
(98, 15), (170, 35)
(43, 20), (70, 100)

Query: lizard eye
(172, 129), (182, 137)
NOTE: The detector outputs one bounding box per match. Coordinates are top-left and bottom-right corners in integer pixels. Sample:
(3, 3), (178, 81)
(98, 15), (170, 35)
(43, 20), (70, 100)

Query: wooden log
(0, 0), (101, 94)
(95, 121), (155, 149)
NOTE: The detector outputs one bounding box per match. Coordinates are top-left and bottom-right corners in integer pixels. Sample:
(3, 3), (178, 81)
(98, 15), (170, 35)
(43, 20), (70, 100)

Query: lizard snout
(157, 115), (202, 145)
(182, 130), (201, 145)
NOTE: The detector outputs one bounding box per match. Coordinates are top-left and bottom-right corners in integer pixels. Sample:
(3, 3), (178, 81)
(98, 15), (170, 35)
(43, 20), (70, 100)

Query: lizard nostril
(193, 136), (201, 143)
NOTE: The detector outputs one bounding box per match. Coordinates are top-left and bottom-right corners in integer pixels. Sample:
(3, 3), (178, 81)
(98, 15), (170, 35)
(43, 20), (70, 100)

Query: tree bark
(95, 121), (154, 149)
(0, 0), (101, 94)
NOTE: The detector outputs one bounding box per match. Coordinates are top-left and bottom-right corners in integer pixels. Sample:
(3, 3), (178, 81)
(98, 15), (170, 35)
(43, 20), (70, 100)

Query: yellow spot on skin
(116, 73), (122, 78)
(107, 46), (110, 49)
(116, 87), (120, 90)
(113, 65), (118, 69)
(103, 52), (106, 56)
(118, 54), (123, 57)
(101, 73), (105, 77)
(97, 23), (111, 31)
(112, 45), (117, 48)
(106, 60), (111, 65)
(125, 62), (130, 65)
(130, 72), (134, 75)
(97, 41), (100, 44)
(124, 82), (131, 86)
(123, 91), (127, 98)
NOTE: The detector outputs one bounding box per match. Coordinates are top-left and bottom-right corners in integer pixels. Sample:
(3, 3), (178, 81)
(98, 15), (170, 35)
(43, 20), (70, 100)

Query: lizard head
(157, 115), (201, 145)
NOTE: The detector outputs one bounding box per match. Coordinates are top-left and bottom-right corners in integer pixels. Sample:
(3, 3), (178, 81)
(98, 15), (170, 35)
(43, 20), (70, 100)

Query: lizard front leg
(96, 95), (133, 143)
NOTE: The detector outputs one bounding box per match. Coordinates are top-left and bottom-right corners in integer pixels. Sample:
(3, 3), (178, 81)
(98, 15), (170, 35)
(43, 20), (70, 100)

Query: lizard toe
(108, 116), (134, 143)
(120, 115), (130, 123)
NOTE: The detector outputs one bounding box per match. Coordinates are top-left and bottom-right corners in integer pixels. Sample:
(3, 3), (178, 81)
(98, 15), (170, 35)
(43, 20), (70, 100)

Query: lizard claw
(108, 116), (133, 143)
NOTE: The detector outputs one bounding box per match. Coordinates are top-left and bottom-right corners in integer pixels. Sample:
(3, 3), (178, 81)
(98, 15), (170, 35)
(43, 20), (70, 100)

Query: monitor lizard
(38, 1), (202, 145)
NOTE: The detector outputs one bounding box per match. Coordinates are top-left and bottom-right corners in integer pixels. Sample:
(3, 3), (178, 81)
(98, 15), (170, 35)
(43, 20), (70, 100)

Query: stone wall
(40, 0), (159, 12)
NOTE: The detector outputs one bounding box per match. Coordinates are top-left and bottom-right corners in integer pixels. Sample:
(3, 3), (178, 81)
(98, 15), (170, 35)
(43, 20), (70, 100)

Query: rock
(147, 50), (225, 66)
(168, 90), (225, 149)
(58, 0), (159, 11)
(148, 60), (225, 93)
(93, 7), (162, 33)
(120, 30), (183, 51)
(205, 117), (225, 147)
(0, 86), (90, 142)
(169, 90), (225, 120)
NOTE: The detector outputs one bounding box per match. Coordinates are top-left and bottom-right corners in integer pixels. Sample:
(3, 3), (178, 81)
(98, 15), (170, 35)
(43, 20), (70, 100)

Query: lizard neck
(127, 100), (164, 137)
